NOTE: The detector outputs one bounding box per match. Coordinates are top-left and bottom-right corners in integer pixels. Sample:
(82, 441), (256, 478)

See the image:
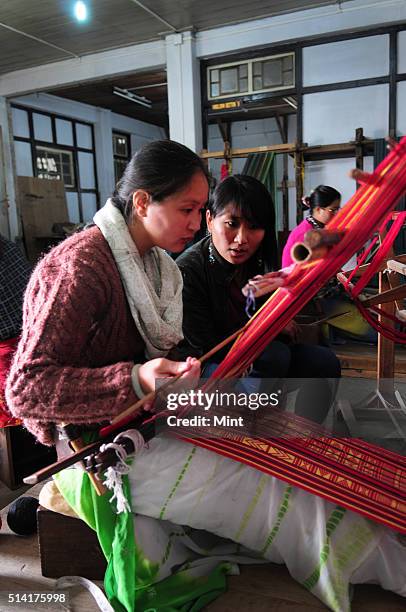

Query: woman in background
(282, 184), (376, 344)
(282, 185), (341, 268)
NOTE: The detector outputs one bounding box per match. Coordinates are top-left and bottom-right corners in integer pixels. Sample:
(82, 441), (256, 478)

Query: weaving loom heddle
(178, 136), (406, 533)
(24, 137), (406, 534)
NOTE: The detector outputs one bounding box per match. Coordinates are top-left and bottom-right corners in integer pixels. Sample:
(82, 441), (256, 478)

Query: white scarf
(94, 199), (183, 359)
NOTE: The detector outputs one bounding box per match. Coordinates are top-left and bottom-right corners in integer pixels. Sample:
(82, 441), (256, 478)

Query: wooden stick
(108, 326), (249, 429)
(60, 422), (106, 496)
(70, 437), (106, 496)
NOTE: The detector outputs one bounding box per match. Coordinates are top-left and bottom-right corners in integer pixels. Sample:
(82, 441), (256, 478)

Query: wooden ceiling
(52, 69), (169, 127)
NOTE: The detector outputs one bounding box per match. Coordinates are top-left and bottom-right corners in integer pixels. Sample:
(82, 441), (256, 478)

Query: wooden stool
(37, 506), (106, 579)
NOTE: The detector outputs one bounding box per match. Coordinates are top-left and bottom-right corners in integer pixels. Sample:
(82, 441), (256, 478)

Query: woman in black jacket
(176, 174), (341, 424)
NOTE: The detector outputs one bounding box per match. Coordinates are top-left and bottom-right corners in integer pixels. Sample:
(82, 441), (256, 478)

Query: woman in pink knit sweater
(6, 140), (207, 444)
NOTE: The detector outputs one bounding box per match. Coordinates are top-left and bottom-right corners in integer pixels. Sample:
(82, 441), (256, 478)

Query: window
(252, 55), (294, 91)
(209, 64), (249, 98)
(113, 132), (131, 183)
(35, 146), (75, 188)
(12, 104), (99, 223)
(208, 53), (295, 100)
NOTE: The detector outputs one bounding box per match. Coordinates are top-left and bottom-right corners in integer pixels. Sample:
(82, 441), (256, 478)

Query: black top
(176, 235), (266, 361)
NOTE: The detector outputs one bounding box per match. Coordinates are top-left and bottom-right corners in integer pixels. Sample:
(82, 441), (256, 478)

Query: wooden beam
(362, 284), (406, 307)
(355, 127), (364, 190)
(294, 149), (304, 226)
(303, 140), (373, 158)
(347, 254), (406, 277)
(200, 143), (296, 159)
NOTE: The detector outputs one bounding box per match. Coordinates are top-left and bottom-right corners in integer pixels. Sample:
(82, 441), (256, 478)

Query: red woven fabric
(0, 336), (20, 427)
(182, 432), (406, 533)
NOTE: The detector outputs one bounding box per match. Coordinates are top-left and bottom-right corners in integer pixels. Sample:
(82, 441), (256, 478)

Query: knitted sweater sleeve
(5, 248), (138, 443)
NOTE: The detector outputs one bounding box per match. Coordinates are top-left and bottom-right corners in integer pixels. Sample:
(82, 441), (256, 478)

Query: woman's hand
(138, 356), (200, 394)
(242, 271), (287, 298)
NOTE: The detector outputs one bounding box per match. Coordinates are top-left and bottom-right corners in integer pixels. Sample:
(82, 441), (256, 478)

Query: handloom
(26, 137), (406, 533)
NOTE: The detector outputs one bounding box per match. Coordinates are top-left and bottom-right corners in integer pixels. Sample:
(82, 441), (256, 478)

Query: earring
(256, 247), (263, 269)
(208, 239), (215, 265)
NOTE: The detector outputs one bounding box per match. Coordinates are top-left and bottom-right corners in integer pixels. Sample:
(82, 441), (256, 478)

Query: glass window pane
(283, 69), (294, 86)
(113, 134), (128, 157)
(397, 82), (406, 135)
(66, 192), (80, 223)
(220, 67), (239, 94)
(253, 62), (262, 76)
(78, 151), (95, 189)
(239, 78), (248, 91)
(303, 35), (389, 87)
(303, 84), (389, 145)
(56, 118), (74, 146)
(283, 55), (293, 70)
(263, 60), (283, 87)
(76, 123), (93, 149)
(211, 69), (219, 81)
(253, 76), (263, 91)
(33, 113), (53, 142)
(35, 146), (75, 187)
(211, 83), (219, 97)
(305, 158), (357, 209)
(114, 158), (128, 183)
(399, 31), (406, 73)
(239, 64), (248, 78)
(81, 193), (98, 222)
(12, 107), (30, 138)
(14, 141), (33, 176)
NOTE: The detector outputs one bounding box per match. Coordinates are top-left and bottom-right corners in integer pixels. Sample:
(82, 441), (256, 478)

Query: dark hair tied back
(112, 140), (209, 221)
(304, 185), (341, 211)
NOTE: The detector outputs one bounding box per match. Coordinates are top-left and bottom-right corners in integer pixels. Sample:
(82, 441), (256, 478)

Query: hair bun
(301, 196), (311, 209)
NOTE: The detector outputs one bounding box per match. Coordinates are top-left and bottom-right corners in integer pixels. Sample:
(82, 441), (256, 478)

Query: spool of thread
(7, 496), (39, 536)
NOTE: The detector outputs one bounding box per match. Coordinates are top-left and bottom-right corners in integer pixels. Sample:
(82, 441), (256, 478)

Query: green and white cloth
(55, 435), (406, 612)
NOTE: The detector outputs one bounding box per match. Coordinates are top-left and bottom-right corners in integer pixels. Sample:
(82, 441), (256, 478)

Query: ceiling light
(74, 1), (88, 22)
(113, 86), (152, 109)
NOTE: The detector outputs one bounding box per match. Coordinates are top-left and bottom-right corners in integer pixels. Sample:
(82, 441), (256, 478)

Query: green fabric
(54, 469), (229, 612)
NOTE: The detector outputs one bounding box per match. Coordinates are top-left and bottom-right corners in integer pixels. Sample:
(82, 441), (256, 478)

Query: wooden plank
(377, 270), (395, 385)
(0, 427), (15, 489)
(200, 143), (296, 159)
(362, 284), (406, 307)
(387, 259), (406, 276)
(17, 177), (68, 263)
(350, 254), (406, 277)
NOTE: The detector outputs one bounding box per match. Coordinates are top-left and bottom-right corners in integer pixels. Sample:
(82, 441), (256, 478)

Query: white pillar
(93, 108), (115, 207)
(0, 97), (19, 239)
(166, 32), (202, 153)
